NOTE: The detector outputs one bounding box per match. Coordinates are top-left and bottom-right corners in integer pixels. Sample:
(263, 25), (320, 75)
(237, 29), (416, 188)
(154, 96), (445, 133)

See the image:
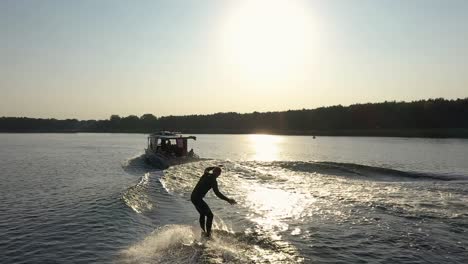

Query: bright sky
(1, 0), (467, 119)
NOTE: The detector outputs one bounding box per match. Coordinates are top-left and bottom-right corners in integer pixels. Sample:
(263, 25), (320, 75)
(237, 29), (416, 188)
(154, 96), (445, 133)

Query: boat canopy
(147, 131), (196, 157)
(148, 131), (196, 140)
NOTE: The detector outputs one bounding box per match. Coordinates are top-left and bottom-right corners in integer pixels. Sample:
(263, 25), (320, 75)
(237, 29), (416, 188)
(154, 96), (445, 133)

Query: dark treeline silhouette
(1, 98), (468, 137)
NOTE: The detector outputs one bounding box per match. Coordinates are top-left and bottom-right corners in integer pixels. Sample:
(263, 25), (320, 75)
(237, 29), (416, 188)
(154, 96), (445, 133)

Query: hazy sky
(1, 0), (467, 119)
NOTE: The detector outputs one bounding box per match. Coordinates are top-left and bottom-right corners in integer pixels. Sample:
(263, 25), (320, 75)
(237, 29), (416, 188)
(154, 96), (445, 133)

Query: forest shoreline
(2, 128), (468, 139)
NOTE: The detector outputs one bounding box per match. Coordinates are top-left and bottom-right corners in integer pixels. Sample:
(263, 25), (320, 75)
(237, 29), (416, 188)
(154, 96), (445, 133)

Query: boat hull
(144, 148), (199, 169)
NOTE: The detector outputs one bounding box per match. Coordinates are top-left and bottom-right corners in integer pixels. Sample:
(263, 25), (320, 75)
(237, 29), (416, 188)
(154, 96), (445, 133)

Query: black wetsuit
(191, 172), (230, 235)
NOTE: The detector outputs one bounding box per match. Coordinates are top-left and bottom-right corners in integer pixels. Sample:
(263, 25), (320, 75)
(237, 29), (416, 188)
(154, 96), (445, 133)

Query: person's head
(212, 167), (222, 177)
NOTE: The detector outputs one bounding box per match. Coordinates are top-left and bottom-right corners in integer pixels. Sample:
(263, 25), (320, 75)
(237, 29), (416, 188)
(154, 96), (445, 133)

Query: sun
(220, 0), (315, 78)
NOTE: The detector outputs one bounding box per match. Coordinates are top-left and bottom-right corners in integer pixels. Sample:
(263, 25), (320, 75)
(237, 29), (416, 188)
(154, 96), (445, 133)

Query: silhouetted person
(161, 140), (167, 151)
(191, 166), (236, 237)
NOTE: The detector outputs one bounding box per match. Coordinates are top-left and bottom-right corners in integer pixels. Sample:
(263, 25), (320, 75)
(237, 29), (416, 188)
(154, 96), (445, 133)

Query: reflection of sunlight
(245, 184), (310, 231)
(248, 134), (282, 161)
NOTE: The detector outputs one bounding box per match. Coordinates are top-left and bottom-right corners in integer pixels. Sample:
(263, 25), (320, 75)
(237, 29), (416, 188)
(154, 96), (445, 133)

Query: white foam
(212, 216), (234, 233)
(119, 220), (299, 263)
(120, 225), (200, 264)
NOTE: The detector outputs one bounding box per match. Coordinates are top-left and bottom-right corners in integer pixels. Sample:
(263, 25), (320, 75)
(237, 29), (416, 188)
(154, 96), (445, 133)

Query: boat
(145, 131), (198, 169)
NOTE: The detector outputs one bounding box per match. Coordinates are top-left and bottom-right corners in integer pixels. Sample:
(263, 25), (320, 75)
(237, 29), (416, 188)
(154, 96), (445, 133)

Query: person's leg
(198, 200), (214, 237)
(199, 214), (206, 232)
(192, 199), (206, 232)
(206, 210), (214, 237)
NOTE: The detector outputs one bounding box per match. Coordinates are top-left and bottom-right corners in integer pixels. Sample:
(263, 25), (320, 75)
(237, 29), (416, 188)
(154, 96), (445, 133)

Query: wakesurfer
(191, 166), (236, 237)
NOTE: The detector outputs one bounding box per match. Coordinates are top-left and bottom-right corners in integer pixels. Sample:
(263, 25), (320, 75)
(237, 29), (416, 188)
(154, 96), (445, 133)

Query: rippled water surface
(0, 133), (467, 263)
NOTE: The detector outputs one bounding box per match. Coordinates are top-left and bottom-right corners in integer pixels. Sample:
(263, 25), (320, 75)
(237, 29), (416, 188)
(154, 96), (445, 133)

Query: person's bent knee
(206, 211), (213, 218)
(191, 196), (200, 205)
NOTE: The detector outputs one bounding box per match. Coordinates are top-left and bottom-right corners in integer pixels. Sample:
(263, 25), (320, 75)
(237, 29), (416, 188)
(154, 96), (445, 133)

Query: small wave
(121, 155), (167, 214)
(122, 173), (157, 214)
(273, 161), (463, 181)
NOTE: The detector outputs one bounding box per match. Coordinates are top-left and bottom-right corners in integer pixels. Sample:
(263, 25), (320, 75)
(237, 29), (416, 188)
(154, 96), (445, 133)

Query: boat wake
(119, 156), (468, 263)
(269, 161), (466, 181)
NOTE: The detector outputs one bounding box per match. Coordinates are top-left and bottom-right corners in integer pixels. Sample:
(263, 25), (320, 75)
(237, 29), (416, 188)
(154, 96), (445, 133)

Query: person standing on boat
(191, 166), (236, 238)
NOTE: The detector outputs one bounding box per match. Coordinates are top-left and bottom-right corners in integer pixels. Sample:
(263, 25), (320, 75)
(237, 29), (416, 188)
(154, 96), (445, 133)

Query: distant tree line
(1, 98), (468, 137)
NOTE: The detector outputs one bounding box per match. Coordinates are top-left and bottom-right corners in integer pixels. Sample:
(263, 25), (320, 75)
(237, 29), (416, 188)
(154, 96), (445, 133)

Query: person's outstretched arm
(212, 181), (236, 204)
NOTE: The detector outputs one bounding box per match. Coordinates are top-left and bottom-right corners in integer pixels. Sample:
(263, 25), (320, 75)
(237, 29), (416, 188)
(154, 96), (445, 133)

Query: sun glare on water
(220, 0), (315, 78)
(248, 134), (283, 161)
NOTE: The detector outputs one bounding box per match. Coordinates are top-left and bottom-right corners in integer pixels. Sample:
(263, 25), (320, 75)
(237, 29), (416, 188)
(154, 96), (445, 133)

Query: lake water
(0, 133), (467, 263)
